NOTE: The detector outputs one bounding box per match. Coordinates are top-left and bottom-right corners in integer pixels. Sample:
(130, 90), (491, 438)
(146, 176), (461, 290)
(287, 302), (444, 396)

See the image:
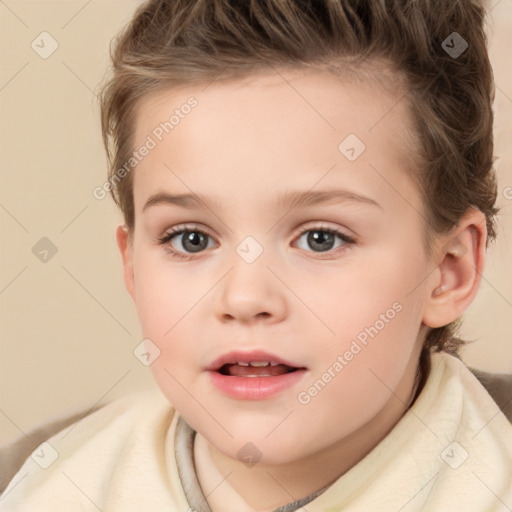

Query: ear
(422, 208), (488, 328)
(116, 225), (136, 302)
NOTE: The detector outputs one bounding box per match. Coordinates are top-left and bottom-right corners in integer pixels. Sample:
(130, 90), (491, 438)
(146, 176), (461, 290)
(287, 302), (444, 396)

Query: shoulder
(427, 350), (512, 424)
(467, 365), (512, 423)
(0, 387), (172, 496)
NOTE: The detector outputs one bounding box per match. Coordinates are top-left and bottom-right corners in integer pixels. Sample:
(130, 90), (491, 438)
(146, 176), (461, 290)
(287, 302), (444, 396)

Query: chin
(218, 442), (294, 467)
(205, 427), (307, 467)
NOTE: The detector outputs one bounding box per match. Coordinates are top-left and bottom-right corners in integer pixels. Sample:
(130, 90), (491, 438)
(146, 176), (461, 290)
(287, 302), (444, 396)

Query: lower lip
(208, 369), (307, 400)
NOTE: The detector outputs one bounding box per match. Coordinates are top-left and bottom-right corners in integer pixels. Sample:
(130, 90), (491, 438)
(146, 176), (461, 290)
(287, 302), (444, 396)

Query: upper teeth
(236, 361), (279, 367)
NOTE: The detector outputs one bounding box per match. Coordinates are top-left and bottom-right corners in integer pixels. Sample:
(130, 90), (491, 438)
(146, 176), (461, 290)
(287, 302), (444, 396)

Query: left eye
(295, 227), (354, 253)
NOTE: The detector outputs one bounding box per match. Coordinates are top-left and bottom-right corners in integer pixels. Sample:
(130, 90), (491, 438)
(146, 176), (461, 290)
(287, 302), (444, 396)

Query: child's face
(119, 69), (439, 464)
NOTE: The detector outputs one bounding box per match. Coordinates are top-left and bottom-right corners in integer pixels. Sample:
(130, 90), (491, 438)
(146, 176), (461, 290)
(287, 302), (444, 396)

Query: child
(1, 0), (511, 510)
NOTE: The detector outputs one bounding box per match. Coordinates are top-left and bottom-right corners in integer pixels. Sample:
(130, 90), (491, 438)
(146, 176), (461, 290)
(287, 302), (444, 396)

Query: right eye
(157, 225), (216, 260)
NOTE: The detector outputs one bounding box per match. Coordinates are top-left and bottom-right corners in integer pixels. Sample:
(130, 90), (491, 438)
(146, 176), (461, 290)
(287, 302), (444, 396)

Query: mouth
(217, 361), (300, 378)
(205, 350), (307, 400)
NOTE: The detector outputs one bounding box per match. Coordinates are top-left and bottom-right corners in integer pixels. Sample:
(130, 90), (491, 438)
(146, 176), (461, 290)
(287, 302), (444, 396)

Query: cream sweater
(1, 352), (511, 511)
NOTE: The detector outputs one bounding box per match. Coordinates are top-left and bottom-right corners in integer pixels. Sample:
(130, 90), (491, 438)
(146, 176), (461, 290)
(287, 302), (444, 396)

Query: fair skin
(116, 68), (486, 511)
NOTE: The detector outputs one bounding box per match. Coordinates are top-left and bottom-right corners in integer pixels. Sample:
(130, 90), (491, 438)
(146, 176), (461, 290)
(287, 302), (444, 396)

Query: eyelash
(156, 224), (356, 261)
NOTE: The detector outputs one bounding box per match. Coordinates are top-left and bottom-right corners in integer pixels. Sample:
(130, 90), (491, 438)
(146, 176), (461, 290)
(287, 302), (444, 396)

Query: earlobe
(116, 225), (136, 302)
(422, 209), (487, 329)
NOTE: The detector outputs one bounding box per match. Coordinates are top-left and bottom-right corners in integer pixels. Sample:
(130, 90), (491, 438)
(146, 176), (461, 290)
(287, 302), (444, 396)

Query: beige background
(1, 1), (511, 448)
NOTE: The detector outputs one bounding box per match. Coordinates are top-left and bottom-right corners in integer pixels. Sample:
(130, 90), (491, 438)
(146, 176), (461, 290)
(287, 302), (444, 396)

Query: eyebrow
(142, 189), (382, 213)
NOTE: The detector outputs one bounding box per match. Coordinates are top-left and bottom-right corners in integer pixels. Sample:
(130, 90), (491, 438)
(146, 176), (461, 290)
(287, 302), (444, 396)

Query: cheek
(132, 257), (203, 407)
(132, 249), (201, 356)
(306, 244), (423, 337)
(304, 248), (426, 404)
(300, 308), (421, 439)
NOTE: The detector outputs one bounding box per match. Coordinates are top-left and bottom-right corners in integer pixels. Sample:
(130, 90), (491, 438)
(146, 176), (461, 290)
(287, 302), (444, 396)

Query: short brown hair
(99, 0), (499, 357)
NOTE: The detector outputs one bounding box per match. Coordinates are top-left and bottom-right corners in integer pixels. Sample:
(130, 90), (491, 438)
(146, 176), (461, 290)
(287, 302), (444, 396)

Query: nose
(213, 250), (287, 325)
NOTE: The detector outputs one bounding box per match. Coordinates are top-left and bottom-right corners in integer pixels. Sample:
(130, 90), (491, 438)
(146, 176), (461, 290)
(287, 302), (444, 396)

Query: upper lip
(205, 350), (305, 371)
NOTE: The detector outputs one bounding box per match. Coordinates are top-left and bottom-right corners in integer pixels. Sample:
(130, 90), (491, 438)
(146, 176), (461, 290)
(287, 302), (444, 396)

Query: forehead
(133, 66), (413, 151)
(130, 67), (422, 217)
(135, 66), (407, 129)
